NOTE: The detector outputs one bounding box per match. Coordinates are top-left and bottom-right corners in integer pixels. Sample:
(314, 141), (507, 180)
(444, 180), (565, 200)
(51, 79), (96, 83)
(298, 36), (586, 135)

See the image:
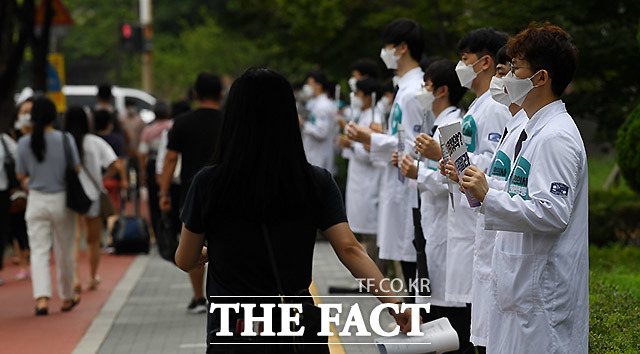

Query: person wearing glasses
(454, 23), (587, 354)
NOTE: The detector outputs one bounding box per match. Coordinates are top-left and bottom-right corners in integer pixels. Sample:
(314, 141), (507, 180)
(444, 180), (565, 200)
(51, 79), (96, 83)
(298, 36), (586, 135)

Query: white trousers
(25, 190), (76, 300)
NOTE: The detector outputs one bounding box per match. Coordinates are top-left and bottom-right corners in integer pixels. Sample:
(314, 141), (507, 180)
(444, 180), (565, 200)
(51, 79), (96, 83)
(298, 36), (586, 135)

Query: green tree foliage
(53, 0), (639, 138)
(153, 15), (261, 99)
(616, 103), (640, 193)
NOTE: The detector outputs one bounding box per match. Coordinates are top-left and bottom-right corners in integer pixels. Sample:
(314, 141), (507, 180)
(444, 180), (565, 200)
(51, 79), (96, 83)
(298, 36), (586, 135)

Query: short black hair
(153, 100), (171, 120)
(305, 71), (330, 92)
(351, 58), (379, 79)
(355, 78), (379, 97)
(381, 78), (395, 94)
(507, 22), (578, 97)
(419, 56), (437, 72)
(458, 27), (509, 64)
(97, 83), (112, 100)
(496, 44), (511, 66)
(383, 18), (424, 62)
(194, 72), (222, 101)
(424, 59), (468, 106)
(93, 109), (113, 131)
(171, 100), (191, 118)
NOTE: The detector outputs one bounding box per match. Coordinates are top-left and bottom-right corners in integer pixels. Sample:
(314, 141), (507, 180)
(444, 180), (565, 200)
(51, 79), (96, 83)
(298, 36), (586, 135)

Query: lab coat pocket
(493, 249), (541, 314)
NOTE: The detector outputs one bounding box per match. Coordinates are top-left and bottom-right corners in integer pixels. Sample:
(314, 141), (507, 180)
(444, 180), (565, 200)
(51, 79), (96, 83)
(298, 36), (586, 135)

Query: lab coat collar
(524, 99), (567, 139)
(436, 106), (458, 121)
(468, 90), (491, 111)
(397, 67), (423, 88)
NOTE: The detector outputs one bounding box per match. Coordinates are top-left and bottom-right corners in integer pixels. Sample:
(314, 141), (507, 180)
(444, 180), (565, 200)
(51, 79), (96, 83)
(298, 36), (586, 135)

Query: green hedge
(616, 103), (640, 194)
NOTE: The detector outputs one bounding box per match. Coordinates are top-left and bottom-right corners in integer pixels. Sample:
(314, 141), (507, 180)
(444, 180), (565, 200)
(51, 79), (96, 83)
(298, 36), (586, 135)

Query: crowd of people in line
(0, 16), (588, 354)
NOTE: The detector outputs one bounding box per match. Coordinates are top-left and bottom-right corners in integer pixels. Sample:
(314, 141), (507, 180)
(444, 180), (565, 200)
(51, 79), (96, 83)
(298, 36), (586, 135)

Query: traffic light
(121, 22), (143, 52)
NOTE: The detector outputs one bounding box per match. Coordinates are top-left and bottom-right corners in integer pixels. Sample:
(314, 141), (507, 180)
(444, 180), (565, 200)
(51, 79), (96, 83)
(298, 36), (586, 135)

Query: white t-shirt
(79, 134), (117, 200)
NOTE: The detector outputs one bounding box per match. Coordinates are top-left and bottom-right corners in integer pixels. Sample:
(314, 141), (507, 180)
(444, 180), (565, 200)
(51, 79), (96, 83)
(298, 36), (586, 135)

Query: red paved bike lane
(0, 251), (135, 354)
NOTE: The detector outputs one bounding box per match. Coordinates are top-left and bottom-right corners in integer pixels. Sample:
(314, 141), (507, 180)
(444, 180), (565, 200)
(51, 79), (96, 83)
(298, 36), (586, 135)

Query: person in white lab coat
(468, 45), (528, 350)
(424, 28), (509, 353)
(459, 23), (587, 354)
(301, 71), (337, 174)
(346, 19), (433, 298)
(397, 59), (475, 352)
(340, 78), (384, 268)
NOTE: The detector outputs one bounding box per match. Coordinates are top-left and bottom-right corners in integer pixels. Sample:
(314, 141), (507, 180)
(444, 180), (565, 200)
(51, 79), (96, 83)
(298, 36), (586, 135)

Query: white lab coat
(470, 109), (528, 346)
(445, 90), (511, 303)
(345, 107), (383, 234)
(302, 93), (336, 173)
(482, 100), (588, 354)
(0, 133), (18, 191)
(414, 106), (466, 308)
(369, 67), (432, 262)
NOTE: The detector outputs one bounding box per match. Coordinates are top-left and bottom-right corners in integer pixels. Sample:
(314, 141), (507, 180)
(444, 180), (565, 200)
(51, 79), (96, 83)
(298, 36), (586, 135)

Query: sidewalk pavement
(1, 238), (395, 353)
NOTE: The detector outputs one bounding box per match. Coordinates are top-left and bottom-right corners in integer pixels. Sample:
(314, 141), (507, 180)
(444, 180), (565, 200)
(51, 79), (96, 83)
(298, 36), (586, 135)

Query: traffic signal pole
(140, 0), (152, 93)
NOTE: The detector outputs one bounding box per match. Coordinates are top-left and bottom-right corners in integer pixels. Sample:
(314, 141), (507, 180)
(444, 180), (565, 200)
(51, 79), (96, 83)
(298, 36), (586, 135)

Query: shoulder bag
(261, 224), (329, 354)
(80, 163), (116, 219)
(62, 132), (92, 214)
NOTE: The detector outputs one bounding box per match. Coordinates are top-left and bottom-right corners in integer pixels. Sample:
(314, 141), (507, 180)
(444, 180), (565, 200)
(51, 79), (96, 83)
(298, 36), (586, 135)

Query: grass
(589, 244), (640, 353)
(588, 155), (632, 192)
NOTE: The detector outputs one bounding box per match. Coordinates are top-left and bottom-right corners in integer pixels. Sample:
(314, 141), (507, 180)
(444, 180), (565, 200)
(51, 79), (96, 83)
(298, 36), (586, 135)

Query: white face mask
(380, 47), (400, 70)
(348, 77), (357, 92)
(502, 70), (542, 106)
(392, 75), (399, 88)
(415, 87), (435, 112)
(302, 84), (314, 99)
(455, 57), (484, 88)
(351, 95), (364, 110)
(489, 76), (512, 107)
(379, 95), (392, 115)
(15, 113), (32, 130)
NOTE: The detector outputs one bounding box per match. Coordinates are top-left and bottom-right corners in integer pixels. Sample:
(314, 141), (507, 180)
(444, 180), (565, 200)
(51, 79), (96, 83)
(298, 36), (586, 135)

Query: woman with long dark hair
(65, 107), (121, 294)
(16, 97), (82, 315)
(175, 68), (415, 352)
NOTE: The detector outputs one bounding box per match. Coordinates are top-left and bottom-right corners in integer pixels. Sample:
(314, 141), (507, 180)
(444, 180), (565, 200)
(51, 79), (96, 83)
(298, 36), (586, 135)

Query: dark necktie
(514, 129), (528, 158)
(499, 126), (508, 145)
(430, 124), (438, 137)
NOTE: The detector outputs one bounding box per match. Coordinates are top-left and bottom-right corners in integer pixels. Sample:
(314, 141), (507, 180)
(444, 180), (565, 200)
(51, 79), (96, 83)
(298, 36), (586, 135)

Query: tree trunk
(0, 0), (34, 132)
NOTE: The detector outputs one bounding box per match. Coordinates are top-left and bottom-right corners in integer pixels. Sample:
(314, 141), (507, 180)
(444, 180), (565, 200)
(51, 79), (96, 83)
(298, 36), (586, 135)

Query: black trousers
(400, 261), (416, 303)
(421, 303), (474, 354)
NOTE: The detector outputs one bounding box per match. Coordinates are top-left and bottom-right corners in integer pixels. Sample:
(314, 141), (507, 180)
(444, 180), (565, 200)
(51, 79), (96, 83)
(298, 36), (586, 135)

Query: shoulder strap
(61, 131), (71, 169)
(80, 164), (104, 192)
(0, 134), (13, 164)
(260, 223), (285, 304)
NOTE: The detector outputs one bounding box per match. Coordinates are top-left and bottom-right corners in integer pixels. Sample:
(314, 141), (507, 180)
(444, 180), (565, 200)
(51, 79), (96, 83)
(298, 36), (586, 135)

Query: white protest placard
(397, 123), (406, 183)
(375, 317), (459, 354)
(438, 122), (481, 208)
(438, 134), (455, 210)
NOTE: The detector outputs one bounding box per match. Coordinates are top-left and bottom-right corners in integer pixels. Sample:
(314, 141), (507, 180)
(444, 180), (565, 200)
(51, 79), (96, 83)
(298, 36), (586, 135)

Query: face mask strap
(530, 69), (545, 88)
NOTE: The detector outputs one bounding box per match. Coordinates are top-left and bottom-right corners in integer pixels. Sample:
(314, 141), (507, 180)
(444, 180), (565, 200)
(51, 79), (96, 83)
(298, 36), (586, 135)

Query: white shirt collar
(397, 67), (423, 88)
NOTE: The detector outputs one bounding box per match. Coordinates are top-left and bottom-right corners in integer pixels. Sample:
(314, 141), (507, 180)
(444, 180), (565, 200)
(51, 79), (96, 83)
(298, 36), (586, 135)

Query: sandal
(35, 306), (48, 316)
(61, 298), (80, 312)
(88, 276), (101, 291)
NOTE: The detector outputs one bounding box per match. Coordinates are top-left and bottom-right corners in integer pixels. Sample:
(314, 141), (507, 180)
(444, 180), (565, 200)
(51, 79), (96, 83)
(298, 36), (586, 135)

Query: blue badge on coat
(413, 125), (422, 133)
(488, 132), (501, 142)
(550, 182), (569, 197)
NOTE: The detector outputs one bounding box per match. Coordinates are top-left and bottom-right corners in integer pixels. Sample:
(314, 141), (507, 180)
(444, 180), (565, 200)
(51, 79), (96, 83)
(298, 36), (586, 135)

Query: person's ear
(534, 70), (549, 87)
(397, 42), (409, 57)
(480, 55), (493, 71)
(435, 85), (449, 100)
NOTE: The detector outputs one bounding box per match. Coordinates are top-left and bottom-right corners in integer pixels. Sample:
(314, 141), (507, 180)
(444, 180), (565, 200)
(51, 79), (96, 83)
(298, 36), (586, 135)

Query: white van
(15, 85), (157, 123)
(63, 85), (157, 123)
